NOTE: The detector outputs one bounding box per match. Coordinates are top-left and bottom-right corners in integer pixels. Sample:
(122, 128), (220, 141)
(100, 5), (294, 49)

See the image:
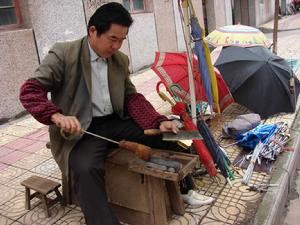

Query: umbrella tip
(227, 178), (233, 187)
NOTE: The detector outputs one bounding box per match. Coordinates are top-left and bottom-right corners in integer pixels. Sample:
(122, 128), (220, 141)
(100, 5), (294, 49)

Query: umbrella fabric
(236, 124), (278, 150)
(152, 52), (234, 113)
(197, 119), (234, 180)
(190, 16), (219, 112)
(215, 46), (300, 118)
(172, 102), (218, 177)
(205, 24), (270, 48)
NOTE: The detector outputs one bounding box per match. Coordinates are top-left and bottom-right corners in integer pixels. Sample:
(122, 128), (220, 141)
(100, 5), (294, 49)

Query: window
(123, 0), (145, 13)
(0, 0), (22, 29)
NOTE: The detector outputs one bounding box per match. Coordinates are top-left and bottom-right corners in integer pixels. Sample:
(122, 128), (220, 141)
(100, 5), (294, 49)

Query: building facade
(0, 0), (278, 120)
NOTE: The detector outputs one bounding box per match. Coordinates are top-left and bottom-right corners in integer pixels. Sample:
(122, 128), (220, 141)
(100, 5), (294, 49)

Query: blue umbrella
(236, 124), (278, 150)
(190, 16), (213, 108)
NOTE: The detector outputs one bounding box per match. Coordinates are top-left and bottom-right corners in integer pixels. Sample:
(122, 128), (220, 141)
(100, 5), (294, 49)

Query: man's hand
(159, 120), (179, 134)
(51, 112), (81, 134)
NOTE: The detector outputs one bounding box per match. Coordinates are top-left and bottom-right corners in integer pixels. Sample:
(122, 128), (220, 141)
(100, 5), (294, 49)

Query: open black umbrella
(215, 46), (300, 118)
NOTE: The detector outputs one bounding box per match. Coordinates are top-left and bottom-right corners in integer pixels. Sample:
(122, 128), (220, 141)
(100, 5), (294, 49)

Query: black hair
(87, 2), (133, 36)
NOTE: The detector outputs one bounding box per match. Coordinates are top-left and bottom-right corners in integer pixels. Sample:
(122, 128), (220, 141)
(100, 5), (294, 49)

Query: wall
(0, 29), (39, 121)
(206, 0), (231, 32)
(0, 0), (207, 120)
(253, 0), (275, 26)
(153, 0), (178, 52)
(128, 13), (158, 71)
(25, 0), (87, 60)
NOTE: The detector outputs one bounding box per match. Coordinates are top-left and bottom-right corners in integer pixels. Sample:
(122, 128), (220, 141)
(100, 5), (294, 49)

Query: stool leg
(41, 194), (50, 217)
(24, 187), (31, 210)
(54, 188), (65, 206)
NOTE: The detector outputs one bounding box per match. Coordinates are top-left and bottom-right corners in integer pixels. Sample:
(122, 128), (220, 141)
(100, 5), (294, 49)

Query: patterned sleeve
(19, 79), (61, 125)
(126, 93), (168, 129)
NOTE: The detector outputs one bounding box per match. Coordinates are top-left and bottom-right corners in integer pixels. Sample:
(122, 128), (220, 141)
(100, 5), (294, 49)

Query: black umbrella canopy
(215, 46), (300, 118)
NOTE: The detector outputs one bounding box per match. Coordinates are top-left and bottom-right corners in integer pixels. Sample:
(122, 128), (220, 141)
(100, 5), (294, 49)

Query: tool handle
(144, 129), (162, 136)
(119, 140), (151, 161)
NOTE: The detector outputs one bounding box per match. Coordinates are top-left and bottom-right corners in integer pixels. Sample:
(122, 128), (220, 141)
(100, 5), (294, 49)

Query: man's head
(87, 2), (133, 58)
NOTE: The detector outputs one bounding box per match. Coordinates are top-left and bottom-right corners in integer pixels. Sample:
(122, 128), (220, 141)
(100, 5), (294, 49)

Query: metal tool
(61, 129), (152, 161)
(247, 183), (279, 193)
(144, 129), (202, 141)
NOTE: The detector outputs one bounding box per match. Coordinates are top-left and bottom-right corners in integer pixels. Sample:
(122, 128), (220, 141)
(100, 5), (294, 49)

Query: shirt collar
(88, 41), (105, 62)
(88, 42), (99, 62)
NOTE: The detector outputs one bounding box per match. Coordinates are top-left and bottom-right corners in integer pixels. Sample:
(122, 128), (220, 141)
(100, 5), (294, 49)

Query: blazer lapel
(81, 37), (92, 95)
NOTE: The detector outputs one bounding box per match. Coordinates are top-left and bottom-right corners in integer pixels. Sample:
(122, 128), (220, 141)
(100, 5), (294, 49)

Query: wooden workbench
(105, 149), (198, 225)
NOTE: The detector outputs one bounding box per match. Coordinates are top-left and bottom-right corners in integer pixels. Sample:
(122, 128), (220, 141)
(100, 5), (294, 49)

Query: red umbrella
(152, 52), (234, 113)
(172, 102), (218, 177)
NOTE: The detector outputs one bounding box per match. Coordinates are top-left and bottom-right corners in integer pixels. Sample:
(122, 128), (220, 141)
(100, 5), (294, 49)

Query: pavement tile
(0, 184), (22, 206)
(0, 134), (19, 146)
(12, 153), (48, 171)
(54, 208), (86, 225)
(23, 127), (48, 140)
(0, 193), (30, 220)
(34, 147), (53, 158)
(17, 141), (47, 154)
(0, 216), (15, 225)
(0, 165), (26, 185)
(0, 151), (31, 165)
(16, 203), (72, 225)
(30, 158), (60, 178)
(12, 116), (45, 130)
(5, 171), (39, 192)
(0, 125), (39, 138)
(3, 138), (37, 151)
(0, 146), (15, 157)
(0, 162), (8, 170)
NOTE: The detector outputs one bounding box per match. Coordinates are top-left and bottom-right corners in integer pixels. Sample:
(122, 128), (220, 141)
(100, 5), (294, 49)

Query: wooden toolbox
(105, 149), (198, 225)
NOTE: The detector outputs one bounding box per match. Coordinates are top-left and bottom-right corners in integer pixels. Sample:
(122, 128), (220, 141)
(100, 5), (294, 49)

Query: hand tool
(61, 129), (152, 161)
(82, 130), (152, 161)
(144, 129), (202, 141)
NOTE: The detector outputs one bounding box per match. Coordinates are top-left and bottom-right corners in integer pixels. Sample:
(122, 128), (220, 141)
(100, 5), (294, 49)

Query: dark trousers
(69, 115), (181, 225)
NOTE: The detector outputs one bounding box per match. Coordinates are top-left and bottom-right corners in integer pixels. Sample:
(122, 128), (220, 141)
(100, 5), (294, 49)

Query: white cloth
(88, 42), (114, 117)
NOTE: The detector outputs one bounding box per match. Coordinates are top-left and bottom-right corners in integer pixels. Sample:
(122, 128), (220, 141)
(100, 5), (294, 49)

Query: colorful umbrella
(152, 52), (234, 113)
(205, 24), (270, 48)
(172, 102), (218, 177)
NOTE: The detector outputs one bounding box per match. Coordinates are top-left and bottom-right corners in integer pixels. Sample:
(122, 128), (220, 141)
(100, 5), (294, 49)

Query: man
(20, 3), (181, 225)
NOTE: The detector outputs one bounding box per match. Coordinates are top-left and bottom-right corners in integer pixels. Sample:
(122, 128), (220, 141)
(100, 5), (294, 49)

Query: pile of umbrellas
(206, 24), (300, 119)
(151, 0), (236, 183)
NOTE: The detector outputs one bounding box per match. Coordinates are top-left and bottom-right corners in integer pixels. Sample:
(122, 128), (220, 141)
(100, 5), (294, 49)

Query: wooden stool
(21, 175), (64, 217)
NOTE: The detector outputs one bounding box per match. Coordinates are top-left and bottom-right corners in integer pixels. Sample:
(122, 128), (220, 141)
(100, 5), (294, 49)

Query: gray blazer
(32, 36), (136, 202)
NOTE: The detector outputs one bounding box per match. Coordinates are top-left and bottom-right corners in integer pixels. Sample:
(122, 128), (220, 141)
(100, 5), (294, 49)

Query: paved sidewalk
(0, 15), (300, 225)
(259, 13), (300, 32)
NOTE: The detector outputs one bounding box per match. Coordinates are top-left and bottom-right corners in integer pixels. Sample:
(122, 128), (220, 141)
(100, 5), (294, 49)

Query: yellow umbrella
(205, 24), (270, 48)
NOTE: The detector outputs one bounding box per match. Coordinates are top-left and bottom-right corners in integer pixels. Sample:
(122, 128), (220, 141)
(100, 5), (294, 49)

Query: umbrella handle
(169, 84), (184, 102)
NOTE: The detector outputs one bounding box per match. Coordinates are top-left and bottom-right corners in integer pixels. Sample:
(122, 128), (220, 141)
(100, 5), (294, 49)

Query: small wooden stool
(21, 175), (64, 217)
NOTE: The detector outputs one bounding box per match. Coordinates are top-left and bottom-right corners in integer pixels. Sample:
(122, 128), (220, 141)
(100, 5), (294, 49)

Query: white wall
(128, 13), (158, 72)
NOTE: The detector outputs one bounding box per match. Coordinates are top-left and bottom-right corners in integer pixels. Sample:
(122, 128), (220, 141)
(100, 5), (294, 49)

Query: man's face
(88, 23), (128, 58)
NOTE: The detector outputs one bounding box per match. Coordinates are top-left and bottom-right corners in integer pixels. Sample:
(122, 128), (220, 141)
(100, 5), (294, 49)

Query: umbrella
(215, 46), (300, 118)
(197, 119), (234, 181)
(152, 52), (234, 113)
(172, 102), (218, 177)
(205, 24), (270, 48)
(190, 15), (219, 112)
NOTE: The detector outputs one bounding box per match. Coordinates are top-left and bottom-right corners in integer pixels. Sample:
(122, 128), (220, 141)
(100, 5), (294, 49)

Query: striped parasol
(205, 24), (270, 48)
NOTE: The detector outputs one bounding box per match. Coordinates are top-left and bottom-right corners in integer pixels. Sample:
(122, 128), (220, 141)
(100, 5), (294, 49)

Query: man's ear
(88, 26), (97, 37)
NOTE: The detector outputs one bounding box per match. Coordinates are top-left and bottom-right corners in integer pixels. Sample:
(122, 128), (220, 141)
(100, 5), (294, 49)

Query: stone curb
(253, 110), (300, 225)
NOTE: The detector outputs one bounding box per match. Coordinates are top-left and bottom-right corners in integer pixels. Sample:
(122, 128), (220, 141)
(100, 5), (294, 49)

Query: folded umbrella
(172, 102), (218, 177)
(197, 119), (234, 181)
